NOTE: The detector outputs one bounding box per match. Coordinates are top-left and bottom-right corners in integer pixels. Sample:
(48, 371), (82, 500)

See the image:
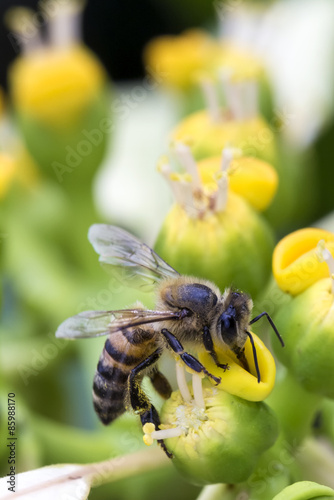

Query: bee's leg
(160, 328), (221, 385)
(149, 369), (172, 399)
(141, 407), (173, 459)
(250, 312), (285, 347)
(203, 326), (229, 371)
(128, 349), (162, 413)
(127, 349), (172, 458)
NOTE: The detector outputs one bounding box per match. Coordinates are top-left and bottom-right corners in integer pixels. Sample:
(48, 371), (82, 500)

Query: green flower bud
(156, 381), (279, 486)
(155, 146), (275, 297)
(272, 229), (334, 398)
(7, 4), (110, 187)
(272, 481), (334, 500)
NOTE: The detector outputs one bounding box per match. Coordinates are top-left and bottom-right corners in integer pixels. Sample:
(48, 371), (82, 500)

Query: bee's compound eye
(219, 312), (237, 346)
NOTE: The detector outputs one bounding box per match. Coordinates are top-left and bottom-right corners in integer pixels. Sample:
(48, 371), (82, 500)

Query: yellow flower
(155, 145), (275, 297)
(143, 334), (277, 485)
(197, 155), (278, 212)
(273, 228), (334, 296)
(144, 30), (265, 91)
(272, 228), (334, 397)
(171, 110), (276, 164)
(199, 332), (276, 402)
(10, 45), (107, 128)
(144, 29), (219, 90)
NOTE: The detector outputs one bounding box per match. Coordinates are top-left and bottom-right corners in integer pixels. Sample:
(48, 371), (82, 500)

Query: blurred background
(0, 0), (334, 499)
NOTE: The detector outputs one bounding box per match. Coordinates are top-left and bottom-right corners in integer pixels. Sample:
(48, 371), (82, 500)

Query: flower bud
(158, 380), (278, 485)
(154, 146), (275, 297)
(272, 481), (334, 500)
(272, 228), (334, 398)
(7, 3), (110, 185)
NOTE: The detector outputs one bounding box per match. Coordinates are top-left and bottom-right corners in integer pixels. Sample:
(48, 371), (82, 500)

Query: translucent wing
(88, 224), (179, 291)
(56, 308), (182, 339)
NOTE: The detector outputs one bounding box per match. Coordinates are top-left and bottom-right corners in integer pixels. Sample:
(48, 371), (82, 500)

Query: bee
(56, 224), (284, 457)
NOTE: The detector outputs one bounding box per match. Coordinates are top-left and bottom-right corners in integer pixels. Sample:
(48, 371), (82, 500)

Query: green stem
(267, 368), (323, 445)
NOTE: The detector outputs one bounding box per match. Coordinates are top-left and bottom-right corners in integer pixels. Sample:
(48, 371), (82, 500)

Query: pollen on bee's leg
(176, 362), (192, 403)
(192, 373), (205, 409)
(316, 240), (334, 294)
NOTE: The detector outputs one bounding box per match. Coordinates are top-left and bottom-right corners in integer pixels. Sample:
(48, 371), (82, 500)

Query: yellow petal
(144, 29), (218, 90)
(218, 42), (265, 82)
(197, 155), (278, 211)
(273, 228), (334, 296)
(171, 110), (276, 164)
(9, 45), (106, 128)
(199, 332), (276, 402)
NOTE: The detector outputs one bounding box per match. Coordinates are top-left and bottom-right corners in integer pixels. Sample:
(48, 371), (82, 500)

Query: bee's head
(217, 303), (238, 348)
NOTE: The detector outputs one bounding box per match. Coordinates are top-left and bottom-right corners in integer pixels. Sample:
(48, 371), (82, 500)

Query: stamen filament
(243, 80), (258, 119)
(199, 78), (221, 123)
(220, 69), (244, 120)
(151, 428), (183, 440)
(5, 8), (44, 54)
(174, 142), (202, 192)
(192, 373), (205, 409)
(316, 240), (334, 294)
(214, 147), (233, 212)
(176, 362), (192, 402)
(48, 0), (84, 48)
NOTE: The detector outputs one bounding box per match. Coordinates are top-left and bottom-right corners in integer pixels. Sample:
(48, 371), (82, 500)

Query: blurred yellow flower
(10, 45), (107, 128)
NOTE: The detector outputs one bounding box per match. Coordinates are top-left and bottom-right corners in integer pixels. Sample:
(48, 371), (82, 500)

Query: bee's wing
(56, 308), (181, 339)
(88, 224), (179, 291)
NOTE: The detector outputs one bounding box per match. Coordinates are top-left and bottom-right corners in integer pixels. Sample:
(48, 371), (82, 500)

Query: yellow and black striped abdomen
(93, 327), (157, 425)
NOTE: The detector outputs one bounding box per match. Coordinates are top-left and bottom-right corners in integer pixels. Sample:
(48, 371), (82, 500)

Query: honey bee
(56, 224), (284, 457)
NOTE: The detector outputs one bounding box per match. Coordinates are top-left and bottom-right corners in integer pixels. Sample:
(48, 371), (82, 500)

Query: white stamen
(214, 147), (234, 212)
(5, 8), (44, 54)
(174, 142), (202, 192)
(192, 373), (205, 409)
(48, 0), (84, 48)
(176, 362), (192, 402)
(199, 78), (221, 123)
(151, 427), (183, 440)
(316, 240), (334, 294)
(243, 80), (258, 119)
(221, 147), (234, 173)
(219, 69), (244, 120)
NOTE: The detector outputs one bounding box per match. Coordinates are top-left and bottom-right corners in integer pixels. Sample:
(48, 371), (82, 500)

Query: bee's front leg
(160, 329), (221, 385)
(203, 326), (229, 372)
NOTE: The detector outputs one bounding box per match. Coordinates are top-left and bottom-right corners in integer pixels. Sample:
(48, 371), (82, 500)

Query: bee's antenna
(250, 312), (285, 347)
(246, 331), (261, 383)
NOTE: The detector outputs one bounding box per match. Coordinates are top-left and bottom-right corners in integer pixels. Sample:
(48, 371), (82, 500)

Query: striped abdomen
(92, 327), (157, 425)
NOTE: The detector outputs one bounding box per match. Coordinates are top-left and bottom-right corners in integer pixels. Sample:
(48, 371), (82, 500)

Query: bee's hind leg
(140, 407), (173, 459)
(127, 349), (173, 458)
